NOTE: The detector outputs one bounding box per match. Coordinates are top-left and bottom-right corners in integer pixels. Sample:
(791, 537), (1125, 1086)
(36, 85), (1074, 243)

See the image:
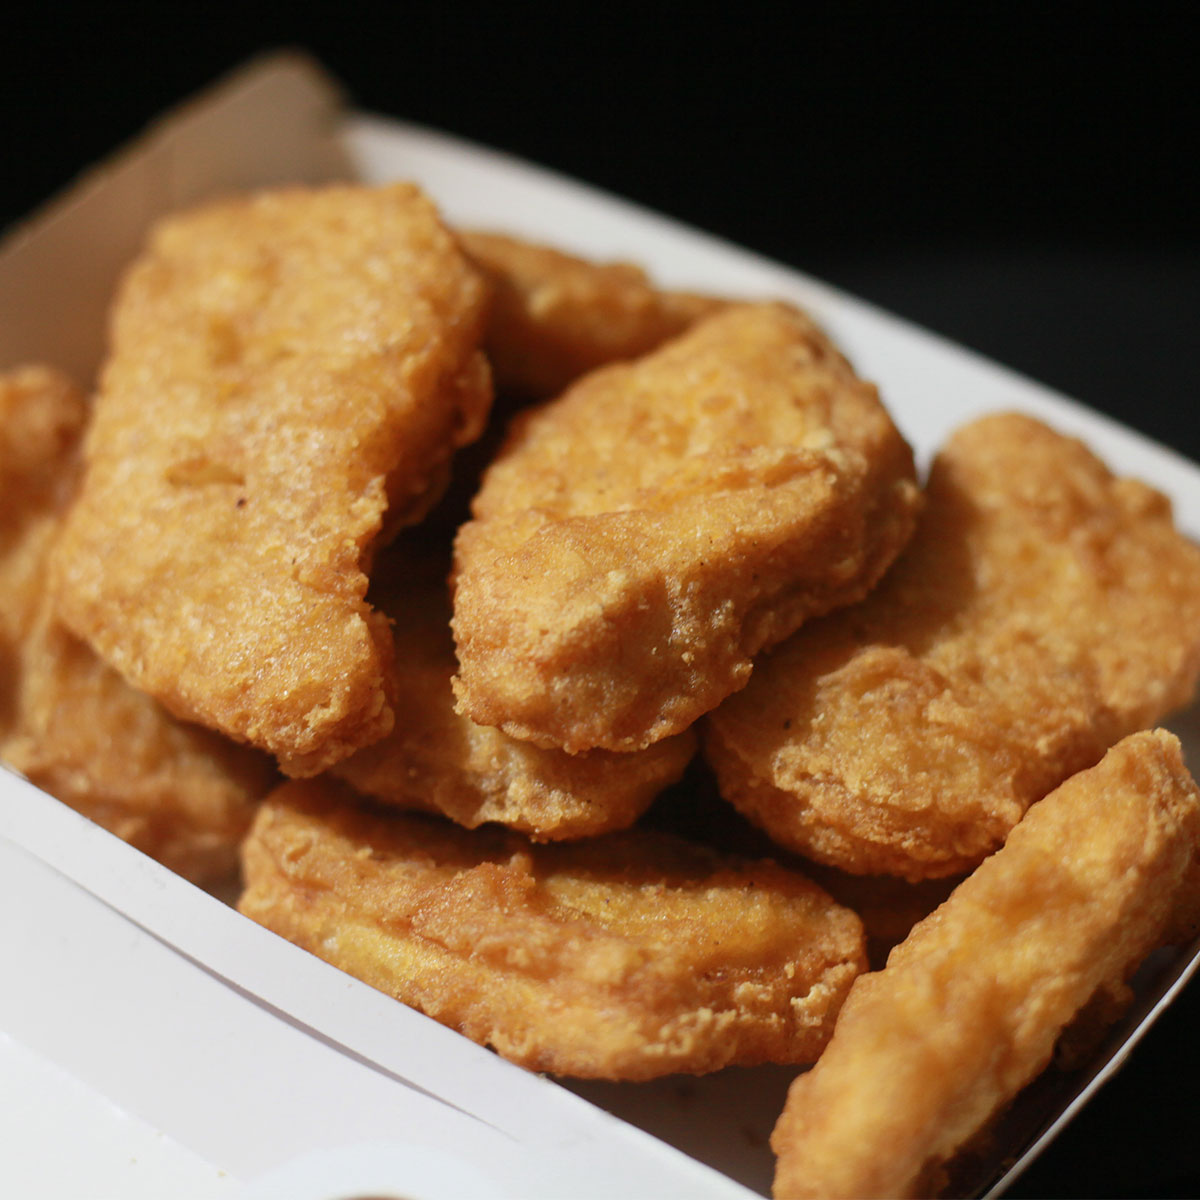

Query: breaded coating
(0, 365), (274, 884)
(239, 778), (867, 1081)
(771, 730), (1200, 1199)
(798, 863), (963, 968)
(705, 413), (1200, 879)
(5, 618), (277, 884)
(0, 366), (86, 491)
(460, 230), (724, 399)
(452, 303), (921, 753)
(0, 365), (88, 654)
(334, 545), (696, 840)
(50, 184), (493, 777)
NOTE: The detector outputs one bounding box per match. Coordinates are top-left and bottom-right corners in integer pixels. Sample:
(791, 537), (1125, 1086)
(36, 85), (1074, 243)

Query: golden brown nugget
(770, 730), (1200, 1200)
(0, 365), (275, 884)
(705, 412), (1200, 879)
(452, 302), (921, 754)
(239, 777), (867, 1081)
(50, 184), (492, 777)
(460, 230), (724, 399)
(4, 617), (277, 884)
(334, 546), (696, 840)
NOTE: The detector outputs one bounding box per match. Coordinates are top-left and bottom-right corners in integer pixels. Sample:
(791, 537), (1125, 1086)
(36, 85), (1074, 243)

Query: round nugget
(705, 414), (1200, 880)
(239, 778), (867, 1081)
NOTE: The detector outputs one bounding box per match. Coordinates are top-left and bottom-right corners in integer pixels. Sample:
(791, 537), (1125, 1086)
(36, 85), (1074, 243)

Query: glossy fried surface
(771, 730), (1200, 1199)
(334, 545), (695, 839)
(50, 184), (492, 776)
(452, 302), (921, 753)
(460, 230), (723, 399)
(239, 778), (867, 1081)
(706, 413), (1200, 879)
(0, 365), (274, 884)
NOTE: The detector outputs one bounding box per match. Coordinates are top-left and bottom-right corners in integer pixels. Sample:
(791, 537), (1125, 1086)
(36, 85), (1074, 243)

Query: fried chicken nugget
(771, 730), (1200, 1200)
(5, 618), (277, 884)
(0, 366), (275, 884)
(238, 777), (867, 1080)
(705, 413), (1200, 879)
(333, 545), (696, 839)
(50, 184), (492, 777)
(452, 302), (921, 753)
(460, 230), (724, 400)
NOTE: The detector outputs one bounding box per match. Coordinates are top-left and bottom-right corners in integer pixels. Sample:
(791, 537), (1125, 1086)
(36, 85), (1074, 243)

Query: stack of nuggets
(331, 542), (698, 842)
(4, 177), (1200, 1195)
(770, 729), (1200, 1198)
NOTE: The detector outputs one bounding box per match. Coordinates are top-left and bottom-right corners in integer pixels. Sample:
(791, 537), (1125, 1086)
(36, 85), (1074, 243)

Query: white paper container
(2, 50), (1198, 1199)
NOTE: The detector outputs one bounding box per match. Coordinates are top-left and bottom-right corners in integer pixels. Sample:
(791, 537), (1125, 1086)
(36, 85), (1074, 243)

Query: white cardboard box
(2, 51), (1198, 1199)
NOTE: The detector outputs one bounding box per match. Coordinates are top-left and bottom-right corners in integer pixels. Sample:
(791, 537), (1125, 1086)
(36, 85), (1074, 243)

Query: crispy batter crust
(0, 365), (274, 884)
(771, 730), (1200, 1199)
(0, 364), (87, 501)
(0, 365), (89, 739)
(334, 545), (695, 839)
(452, 302), (920, 753)
(50, 184), (492, 776)
(705, 412), (1200, 879)
(5, 617), (276, 883)
(460, 230), (724, 399)
(239, 778), (867, 1080)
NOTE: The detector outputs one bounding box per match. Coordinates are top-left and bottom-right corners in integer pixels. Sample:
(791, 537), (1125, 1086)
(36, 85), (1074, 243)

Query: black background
(3, 4), (1198, 1195)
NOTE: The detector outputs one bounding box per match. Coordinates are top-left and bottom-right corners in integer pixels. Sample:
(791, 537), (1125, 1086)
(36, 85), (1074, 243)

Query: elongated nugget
(706, 413), (1200, 879)
(0, 366), (274, 884)
(460, 230), (724, 399)
(334, 546), (696, 840)
(452, 303), (921, 753)
(239, 778), (867, 1081)
(771, 730), (1200, 1199)
(50, 184), (492, 776)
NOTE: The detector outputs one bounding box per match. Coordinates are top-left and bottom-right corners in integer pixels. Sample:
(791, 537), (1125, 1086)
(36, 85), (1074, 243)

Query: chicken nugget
(239, 777), (867, 1081)
(452, 302), (921, 753)
(705, 412), (1200, 879)
(0, 365), (275, 884)
(333, 544), (695, 839)
(460, 230), (724, 400)
(771, 730), (1200, 1199)
(5, 616), (277, 884)
(50, 184), (492, 777)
